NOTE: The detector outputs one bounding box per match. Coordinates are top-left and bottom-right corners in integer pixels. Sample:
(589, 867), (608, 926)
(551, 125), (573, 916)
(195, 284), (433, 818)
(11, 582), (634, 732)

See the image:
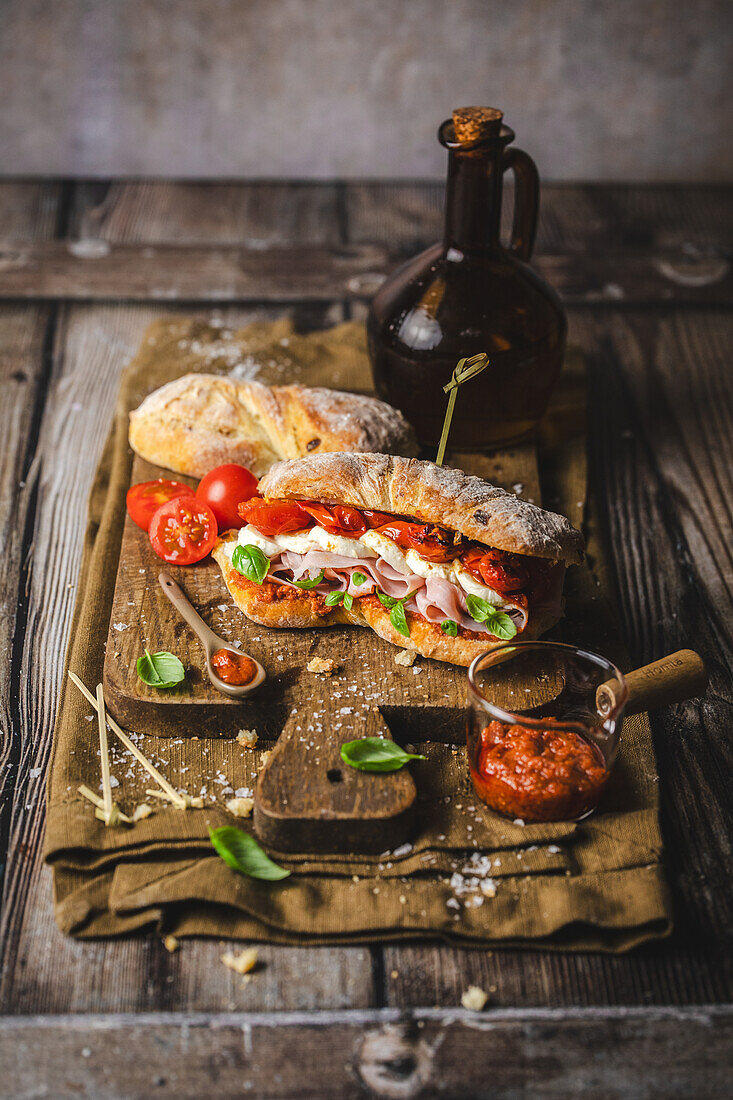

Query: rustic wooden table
(0, 181), (731, 1098)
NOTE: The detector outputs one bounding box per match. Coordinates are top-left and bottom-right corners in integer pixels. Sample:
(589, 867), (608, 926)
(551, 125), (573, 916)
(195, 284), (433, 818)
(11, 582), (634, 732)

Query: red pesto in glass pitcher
(470, 718), (610, 824)
(466, 642), (627, 824)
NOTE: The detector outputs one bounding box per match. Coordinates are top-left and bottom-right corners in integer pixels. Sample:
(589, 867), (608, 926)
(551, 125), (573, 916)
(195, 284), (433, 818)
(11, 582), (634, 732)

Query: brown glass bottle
(367, 108), (566, 451)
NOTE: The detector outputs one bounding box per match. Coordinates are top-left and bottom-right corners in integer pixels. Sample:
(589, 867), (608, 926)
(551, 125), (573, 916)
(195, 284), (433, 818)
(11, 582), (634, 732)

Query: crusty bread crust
(212, 535), (563, 666)
(129, 374), (417, 479)
(259, 453), (584, 565)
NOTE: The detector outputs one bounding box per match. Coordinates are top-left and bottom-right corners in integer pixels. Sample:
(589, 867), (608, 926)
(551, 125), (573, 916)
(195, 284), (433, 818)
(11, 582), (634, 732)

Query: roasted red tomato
(375, 520), (460, 563)
(462, 547), (528, 594)
(149, 497), (218, 564)
(360, 509), (395, 529)
(238, 497), (312, 537)
(299, 501), (367, 536)
(195, 463), (258, 532)
(126, 479), (194, 532)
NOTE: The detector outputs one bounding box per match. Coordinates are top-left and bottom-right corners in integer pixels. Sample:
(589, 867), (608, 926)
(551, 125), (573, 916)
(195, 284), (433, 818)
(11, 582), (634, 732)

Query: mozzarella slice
(230, 525), (281, 557)
(403, 548), (453, 584)
(277, 526), (373, 558)
(451, 560), (507, 607)
(360, 530), (412, 574)
(231, 524), (373, 561)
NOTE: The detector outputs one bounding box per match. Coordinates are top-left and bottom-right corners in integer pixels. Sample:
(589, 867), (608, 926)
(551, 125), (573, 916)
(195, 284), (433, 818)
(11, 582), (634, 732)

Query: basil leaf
(377, 590), (398, 610)
(343, 592), (354, 611)
(292, 569), (325, 590)
(324, 590), (345, 606)
(351, 571), (367, 586)
(441, 619), (458, 636)
(341, 737), (426, 772)
(209, 826), (290, 880)
(390, 601), (410, 637)
(465, 594), (518, 640)
(136, 649), (185, 689)
(232, 544), (270, 585)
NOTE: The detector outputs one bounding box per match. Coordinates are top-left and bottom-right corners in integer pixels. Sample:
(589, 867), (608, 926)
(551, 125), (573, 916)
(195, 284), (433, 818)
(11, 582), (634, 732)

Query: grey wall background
(2, 0), (731, 180)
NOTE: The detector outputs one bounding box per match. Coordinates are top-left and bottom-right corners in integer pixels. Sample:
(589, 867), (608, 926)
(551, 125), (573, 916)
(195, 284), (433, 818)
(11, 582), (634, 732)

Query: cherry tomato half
(299, 501), (367, 536)
(461, 547), (528, 594)
(195, 463), (258, 532)
(238, 497), (312, 537)
(375, 520), (460, 562)
(149, 497), (218, 565)
(126, 479), (194, 532)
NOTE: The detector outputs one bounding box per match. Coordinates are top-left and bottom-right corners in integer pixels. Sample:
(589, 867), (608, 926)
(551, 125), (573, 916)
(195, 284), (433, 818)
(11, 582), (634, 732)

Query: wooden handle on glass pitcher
(503, 147), (539, 261)
(596, 649), (708, 718)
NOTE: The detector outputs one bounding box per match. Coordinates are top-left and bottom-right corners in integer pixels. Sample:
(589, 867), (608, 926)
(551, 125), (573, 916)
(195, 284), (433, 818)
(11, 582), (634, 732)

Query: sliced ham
(265, 547), (528, 633)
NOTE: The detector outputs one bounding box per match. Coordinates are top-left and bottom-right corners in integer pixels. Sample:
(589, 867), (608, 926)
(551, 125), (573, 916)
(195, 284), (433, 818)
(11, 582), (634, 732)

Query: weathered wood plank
(0, 303), (373, 1015)
(2, 1007), (732, 1099)
(384, 944), (733, 1010)
(346, 182), (733, 255)
(0, 306), (54, 885)
(68, 181), (343, 245)
(0, 181), (64, 241)
(0, 240), (730, 304)
(0, 241), (389, 301)
(0, 183), (65, 896)
(582, 310), (733, 949)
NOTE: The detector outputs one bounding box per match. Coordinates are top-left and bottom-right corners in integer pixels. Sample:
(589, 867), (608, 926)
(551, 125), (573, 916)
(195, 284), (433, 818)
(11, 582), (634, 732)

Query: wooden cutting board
(103, 447), (541, 852)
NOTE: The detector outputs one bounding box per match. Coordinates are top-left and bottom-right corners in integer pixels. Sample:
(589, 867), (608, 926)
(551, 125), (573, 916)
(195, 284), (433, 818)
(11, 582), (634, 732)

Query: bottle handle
(503, 147), (539, 261)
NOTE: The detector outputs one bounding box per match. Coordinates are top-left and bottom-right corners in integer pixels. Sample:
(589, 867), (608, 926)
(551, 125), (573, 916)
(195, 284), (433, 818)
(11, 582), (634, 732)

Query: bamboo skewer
(96, 683), (114, 820)
(77, 784), (133, 825)
(69, 671), (189, 810)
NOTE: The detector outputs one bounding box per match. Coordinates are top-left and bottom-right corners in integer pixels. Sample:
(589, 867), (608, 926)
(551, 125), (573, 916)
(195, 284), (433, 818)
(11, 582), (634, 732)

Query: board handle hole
(327, 768), (343, 783)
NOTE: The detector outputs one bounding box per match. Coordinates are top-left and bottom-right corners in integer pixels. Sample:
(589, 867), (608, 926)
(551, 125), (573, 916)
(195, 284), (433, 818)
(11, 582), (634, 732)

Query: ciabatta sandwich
(212, 453), (584, 666)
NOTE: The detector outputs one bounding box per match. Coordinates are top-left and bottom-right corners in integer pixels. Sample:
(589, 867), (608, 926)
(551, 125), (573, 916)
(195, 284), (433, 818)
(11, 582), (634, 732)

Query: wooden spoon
(158, 571), (266, 699)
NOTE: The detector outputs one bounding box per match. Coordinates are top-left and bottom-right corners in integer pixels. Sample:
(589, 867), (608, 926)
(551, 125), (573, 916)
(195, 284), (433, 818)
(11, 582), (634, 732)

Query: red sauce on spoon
(211, 648), (258, 686)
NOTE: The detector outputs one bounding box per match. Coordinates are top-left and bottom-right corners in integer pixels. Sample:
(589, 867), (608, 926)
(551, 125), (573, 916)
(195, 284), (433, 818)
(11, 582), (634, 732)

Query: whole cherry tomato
(149, 497), (218, 564)
(195, 463), (258, 532)
(126, 479), (194, 532)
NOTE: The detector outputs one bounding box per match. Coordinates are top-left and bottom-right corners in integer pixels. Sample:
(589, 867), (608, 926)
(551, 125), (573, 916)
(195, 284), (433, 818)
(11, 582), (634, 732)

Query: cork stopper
(452, 106), (503, 144)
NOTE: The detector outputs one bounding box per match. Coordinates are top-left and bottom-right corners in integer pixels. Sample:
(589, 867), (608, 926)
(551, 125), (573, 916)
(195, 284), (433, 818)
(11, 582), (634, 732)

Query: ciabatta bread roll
(129, 373), (417, 478)
(259, 453), (584, 565)
(213, 453), (584, 666)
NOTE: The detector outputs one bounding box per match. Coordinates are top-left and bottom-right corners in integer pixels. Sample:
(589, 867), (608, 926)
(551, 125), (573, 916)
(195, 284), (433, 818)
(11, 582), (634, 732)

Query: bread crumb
(222, 947), (259, 976)
(307, 657), (336, 675)
(461, 985), (488, 1011)
(225, 796), (254, 818)
(236, 729), (258, 748)
(132, 803), (154, 822)
(163, 934), (179, 953)
(394, 650), (416, 667)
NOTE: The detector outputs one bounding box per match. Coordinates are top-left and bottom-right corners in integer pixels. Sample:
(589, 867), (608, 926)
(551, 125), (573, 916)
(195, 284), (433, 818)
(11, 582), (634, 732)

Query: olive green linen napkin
(44, 317), (671, 949)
